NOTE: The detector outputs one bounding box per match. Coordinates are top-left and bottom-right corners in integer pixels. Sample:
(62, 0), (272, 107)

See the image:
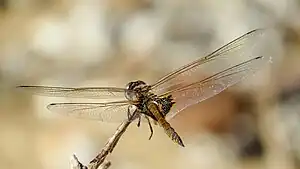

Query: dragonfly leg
(127, 106), (141, 122)
(127, 106), (137, 122)
(127, 110), (132, 121)
(137, 115), (141, 127)
(145, 116), (154, 140)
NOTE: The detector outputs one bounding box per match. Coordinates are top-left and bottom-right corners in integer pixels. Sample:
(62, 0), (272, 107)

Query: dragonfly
(17, 28), (272, 147)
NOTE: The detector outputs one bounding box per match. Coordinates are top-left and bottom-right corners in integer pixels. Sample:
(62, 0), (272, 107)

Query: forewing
(150, 29), (271, 95)
(160, 56), (268, 120)
(17, 86), (127, 100)
(47, 101), (131, 122)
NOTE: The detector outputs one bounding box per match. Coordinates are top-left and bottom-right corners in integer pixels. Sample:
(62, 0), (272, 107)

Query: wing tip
(255, 56), (263, 60)
(15, 85), (35, 92)
(251, 28), (266, 33)
(244, 28), (267, 38)
(47, 103), (58, 110)
(16, 85), (42, 90)
(16, 85), (28, 89)
(254, 55), (273, 65)
(16, 85), (39, 88)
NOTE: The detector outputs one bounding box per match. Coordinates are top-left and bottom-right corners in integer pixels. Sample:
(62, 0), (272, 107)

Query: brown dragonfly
(17, 29), (272, 147)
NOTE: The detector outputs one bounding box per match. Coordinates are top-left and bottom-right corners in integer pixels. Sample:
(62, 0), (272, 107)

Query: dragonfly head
(125, 80), (149, 101)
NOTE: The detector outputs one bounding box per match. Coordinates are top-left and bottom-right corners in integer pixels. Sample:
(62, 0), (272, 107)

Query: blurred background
(0, 0), (300, 169)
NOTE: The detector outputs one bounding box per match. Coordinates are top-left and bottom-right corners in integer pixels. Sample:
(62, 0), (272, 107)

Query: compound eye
(125, 90), (138, 101)
(125, 82), (132, 90)
(136, 80), (146, 86)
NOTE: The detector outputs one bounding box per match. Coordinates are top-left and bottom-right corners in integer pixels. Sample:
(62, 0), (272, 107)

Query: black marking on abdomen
(155, 95), (175, 117)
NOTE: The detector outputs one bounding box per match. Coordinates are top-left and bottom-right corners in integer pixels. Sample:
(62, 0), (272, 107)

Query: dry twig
(70, 118), (133, 169)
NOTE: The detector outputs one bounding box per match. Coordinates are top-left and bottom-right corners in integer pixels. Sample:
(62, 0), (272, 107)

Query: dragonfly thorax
(125, 80), (151, 101)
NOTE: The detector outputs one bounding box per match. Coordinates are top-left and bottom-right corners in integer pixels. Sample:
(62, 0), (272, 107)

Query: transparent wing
(17, 86), (127, 100)
(150, 29), (270, 95)
(47, 100), (131, 122)
(159, 56), (269, 120)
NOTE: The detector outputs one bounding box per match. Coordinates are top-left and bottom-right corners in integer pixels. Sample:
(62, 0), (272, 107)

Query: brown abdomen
(147, 101), (185, 147)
